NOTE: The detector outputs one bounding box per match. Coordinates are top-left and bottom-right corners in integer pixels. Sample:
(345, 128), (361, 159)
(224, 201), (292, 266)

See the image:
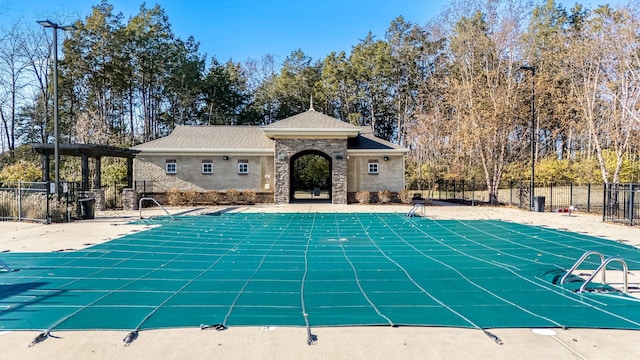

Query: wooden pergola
(31, 143), (139, 191)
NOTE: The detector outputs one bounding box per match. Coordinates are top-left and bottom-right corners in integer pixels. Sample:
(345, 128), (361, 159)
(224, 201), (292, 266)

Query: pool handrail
(139, 197), (175, 221)
(0, 258), (15, 272)
(407, 203), (425, 217)
(560, 251), (606, 285)
(578, 257), (629, 293)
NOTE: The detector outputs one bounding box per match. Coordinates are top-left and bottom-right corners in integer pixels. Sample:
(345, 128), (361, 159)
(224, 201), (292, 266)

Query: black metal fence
(413, 180), (640, 226)
(603, 183), (640, 226)
(0, 181), (139, 220)
(134, 180), (173, 195)
(101, 182), (129, 209)
(0, 181), (86, 223)
(412, 180), (605, 214)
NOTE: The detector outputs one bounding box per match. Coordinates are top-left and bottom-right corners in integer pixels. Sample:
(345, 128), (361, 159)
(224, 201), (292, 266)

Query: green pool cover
(1, 212), (640, 333)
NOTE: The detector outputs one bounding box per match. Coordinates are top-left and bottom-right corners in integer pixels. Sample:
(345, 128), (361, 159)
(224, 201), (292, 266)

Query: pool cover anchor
(200, 323), (227, 331)
(28, 332), (49, 347)
(483, 330), (503, 345)
(123, 331), (138, 346)
(306, 329), (317, 345)
(304, 314), (317, 345)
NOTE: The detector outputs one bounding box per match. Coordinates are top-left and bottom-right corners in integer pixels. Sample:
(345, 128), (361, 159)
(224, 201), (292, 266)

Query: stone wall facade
(123, 188), (138, 211)
(91, 188), (106, 211)
(274, 138), (348, 204)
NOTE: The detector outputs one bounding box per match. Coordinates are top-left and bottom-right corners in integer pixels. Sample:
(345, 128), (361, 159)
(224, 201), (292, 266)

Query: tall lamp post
(37, 19), (76, 195)
(519, 65), (535, 211)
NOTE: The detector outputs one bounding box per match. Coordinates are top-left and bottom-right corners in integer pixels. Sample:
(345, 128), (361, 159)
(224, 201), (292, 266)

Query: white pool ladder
(561, 250), (629, 293)
(407, 203), (425, 217)
(139, 197), (175, 221)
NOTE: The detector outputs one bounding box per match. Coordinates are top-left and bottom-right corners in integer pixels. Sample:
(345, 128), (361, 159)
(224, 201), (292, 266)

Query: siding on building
(134, 154), (274, 191)
(347, 155), (405, 192)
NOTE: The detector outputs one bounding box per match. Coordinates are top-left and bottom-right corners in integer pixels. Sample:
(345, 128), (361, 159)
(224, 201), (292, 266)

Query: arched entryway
(289, 150), (332, 201)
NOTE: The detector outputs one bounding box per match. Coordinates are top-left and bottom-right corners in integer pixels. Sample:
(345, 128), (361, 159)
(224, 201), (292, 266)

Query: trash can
(78, 198), (96, 219)
(533, 196), (545, 212)
(313, 187), (321, 196)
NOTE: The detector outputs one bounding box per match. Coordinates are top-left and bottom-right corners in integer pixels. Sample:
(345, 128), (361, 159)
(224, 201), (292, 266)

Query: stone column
(92, 188), (106, 211)
(123, 188), (138, 211)
(332, 152), (348, 204)
(274, 141), (291, 204)
(274, 138), (348, 204)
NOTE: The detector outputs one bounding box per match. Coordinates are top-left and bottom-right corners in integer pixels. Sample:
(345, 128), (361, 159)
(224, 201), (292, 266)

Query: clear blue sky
(0, 0), (618, 64)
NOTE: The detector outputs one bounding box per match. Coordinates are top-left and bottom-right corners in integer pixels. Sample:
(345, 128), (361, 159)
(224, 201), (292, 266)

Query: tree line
(0, 0), (639, 199)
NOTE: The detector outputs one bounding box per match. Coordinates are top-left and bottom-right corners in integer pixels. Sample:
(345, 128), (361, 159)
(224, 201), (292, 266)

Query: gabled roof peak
(262, 109), (360, 138)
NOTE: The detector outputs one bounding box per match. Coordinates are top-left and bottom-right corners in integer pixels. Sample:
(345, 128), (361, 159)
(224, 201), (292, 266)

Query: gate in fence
(603, 183), (640, 226)
(0, 181), (84, 223)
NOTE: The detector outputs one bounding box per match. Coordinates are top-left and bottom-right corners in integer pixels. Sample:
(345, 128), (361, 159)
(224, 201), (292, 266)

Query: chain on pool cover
(1, 212), (640, 332)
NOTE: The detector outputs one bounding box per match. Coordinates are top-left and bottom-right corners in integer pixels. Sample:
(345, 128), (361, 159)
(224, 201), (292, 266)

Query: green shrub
(0, 160), (41, 182)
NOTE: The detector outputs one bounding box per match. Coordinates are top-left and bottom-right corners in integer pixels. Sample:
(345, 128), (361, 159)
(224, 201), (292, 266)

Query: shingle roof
(133, 126), (274, 151)
(133, 113), (407, 154)
(348, 127), (407, 151)
(263, 109), (359, 129)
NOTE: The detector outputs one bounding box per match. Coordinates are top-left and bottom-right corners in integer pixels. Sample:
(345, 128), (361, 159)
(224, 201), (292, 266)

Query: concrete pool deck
(1, 203), (640, 359)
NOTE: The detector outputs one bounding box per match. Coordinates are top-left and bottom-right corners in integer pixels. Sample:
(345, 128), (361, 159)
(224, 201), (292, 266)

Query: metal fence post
(472, 180), (475, 206)
(587, 183), (591, 213)
(629, 184), (635, 226)
(570, 183), (573, 208)
(509, 181), (513, 206)
(518, 181), (522, 209)
(46, 182), (51, 224)
(602, 183), (607, 222)
(17, 181), (22, 221)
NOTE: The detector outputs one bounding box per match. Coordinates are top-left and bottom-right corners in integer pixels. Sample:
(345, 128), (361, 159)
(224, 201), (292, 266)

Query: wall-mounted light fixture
(383, 156), (390, 161)
(335, 154), (344, 160)
(223, 156), (229, 161)
(277, 154), (288, 161)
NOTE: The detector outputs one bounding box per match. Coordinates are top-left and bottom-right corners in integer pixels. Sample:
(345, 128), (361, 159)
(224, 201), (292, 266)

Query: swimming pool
(1, 212), (639, 338)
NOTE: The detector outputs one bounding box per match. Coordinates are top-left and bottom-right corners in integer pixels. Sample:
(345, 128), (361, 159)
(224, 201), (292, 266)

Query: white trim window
(368, 160), (379, 174)
(238, 160), (249, 174)
(165, 160), (177, 174)
(202, 161), (213, 174)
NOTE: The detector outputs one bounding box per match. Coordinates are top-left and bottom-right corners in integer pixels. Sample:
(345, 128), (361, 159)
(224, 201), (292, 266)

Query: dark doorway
(290, 150), (331, 201)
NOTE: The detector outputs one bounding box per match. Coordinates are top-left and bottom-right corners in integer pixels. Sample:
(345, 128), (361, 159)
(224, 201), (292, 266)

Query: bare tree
(441, 0), (530, 202)
(568, 5), (638, 184)
(0, 21), (30, 156)
(21, 23), (52, 146)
